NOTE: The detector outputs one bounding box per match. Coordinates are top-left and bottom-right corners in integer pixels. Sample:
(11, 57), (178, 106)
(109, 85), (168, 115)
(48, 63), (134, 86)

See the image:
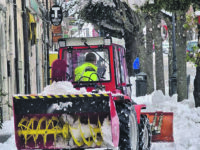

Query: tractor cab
(53, 37), (132, 97)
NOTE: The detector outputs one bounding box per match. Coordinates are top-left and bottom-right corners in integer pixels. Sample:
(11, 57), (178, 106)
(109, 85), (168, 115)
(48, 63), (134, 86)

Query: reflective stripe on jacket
(75, 62), (98, 81)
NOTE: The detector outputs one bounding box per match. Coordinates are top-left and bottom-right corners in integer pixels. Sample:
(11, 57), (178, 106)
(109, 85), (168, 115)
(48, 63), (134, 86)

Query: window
(113, 46), (121, 87)
(119, 47), (131, 96)
(62, 48), (110, 82)
(113, 45), (131, 96)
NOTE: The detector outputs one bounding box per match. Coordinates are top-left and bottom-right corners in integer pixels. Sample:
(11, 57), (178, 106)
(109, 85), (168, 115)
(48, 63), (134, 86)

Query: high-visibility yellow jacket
(74, 62), (98, 81)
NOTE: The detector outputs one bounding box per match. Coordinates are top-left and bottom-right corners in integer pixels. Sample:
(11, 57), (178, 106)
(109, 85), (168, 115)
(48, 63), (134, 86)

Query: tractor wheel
(116, 103), (139, 150)
(139, 115), (152, 150)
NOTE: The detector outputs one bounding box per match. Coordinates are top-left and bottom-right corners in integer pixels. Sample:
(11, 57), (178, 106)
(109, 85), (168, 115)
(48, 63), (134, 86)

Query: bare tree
(152, 12), (165, 94)
(176, 12), (188, 101)
(145, 14), (154, 94)
(165, 16), (174, 95)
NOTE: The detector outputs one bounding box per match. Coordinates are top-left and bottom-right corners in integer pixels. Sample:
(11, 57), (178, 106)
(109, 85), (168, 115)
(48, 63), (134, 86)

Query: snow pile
(62, 116), (113, 148)
(65, 0), (115, 16)
(91, 0), (116, 7)
(68, 121), (97, 148)
(41, 81), (87, 95)
(64, 0), (151, 18)
(40, 81), (108, 96)
(47, 101), (73, 113)
(101, 117), (113, 147)
(0, 118), (16, 150)
(0, 135), (16, 150)
(0, 118), (14, 136)
(131, 87), (200, 150)
(122, 0), (148, 9)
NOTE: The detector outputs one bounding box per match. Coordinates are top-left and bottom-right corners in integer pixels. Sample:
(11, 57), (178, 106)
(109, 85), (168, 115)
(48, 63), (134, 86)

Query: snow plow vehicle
(13, 37), (173, 150)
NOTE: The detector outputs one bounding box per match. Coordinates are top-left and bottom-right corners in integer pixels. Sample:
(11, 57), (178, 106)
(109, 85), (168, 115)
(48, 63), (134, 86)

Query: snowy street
(0, 0), (200, 150)
(0, 54), (200, 150)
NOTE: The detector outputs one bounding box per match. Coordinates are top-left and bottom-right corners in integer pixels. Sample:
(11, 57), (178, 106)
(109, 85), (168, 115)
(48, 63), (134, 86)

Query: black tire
(138, 115), (152, 150)
(115, 102), (139, 150)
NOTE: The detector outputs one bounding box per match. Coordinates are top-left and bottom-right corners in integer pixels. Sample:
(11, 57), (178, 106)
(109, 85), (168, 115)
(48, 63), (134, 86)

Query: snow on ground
(0, 62), (200, 150)
(0, 118), (16, 150)
(132, 90), (200, 150)
(41, 81), (87, 95)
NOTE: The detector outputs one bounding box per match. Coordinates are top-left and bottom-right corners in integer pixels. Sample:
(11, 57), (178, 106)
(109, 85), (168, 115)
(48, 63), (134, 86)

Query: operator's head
(85, 53), (96, 64)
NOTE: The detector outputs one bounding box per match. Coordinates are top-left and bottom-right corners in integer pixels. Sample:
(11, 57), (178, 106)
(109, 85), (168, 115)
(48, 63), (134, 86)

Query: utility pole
(169, 13), (177, 96)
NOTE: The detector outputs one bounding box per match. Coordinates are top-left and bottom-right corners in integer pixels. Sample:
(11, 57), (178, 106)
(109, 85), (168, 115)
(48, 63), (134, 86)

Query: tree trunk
(153, 12), (165, 94)
(124, 34), (138, 76)
(136, 13), (146, 73)
(193, 16), (200, 107)
(124, 12), (146, 76)
(176, 12), (187, 102)
(145, 15), (154, 94)
(165, 17), (173, 95)
(138, 31), (146, 73)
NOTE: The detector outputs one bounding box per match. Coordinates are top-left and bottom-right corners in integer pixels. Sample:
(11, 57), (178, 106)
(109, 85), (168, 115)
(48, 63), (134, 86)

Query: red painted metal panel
(134, 104), (146, 124)
(109, 94), (119, 147)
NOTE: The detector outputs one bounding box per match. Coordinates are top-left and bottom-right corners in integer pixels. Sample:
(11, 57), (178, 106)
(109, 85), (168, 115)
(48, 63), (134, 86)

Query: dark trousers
(194, 67), (200, 107)
(134, 69), (140, 75)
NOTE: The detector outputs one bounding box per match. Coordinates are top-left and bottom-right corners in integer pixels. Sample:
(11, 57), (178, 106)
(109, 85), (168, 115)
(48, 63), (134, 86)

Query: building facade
(0, 0), (16, 122)
(0, 0), (50, 122)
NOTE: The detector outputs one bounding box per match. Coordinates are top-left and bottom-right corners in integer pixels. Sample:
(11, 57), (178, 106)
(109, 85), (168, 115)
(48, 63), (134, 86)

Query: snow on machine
(13, 37), (173, 150)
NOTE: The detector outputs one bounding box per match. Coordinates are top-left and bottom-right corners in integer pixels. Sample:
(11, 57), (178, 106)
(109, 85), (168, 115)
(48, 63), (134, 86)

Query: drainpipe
(13, 0), (19, 94)
(36, 39), (41, 93)
(42, 0), (47, 87)
(22, 0), (31, 94)
(46, 0), (50, 85)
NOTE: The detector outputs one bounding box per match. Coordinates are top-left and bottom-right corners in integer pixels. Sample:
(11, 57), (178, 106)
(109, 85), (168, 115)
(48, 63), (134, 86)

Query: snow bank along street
(133, 91), (200, 150)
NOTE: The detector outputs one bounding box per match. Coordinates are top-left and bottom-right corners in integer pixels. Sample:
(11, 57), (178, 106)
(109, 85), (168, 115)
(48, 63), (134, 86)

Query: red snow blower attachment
(13, 93), (118, 149)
